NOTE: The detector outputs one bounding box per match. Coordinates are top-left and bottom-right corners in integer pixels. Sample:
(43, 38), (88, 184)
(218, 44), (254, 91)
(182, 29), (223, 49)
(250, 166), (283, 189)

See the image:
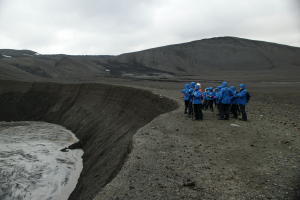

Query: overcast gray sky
(0, 0), (299, 55)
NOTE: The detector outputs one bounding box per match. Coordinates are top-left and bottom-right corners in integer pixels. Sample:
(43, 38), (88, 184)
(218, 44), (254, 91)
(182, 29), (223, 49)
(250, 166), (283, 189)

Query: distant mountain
(1, 37), (300, 82)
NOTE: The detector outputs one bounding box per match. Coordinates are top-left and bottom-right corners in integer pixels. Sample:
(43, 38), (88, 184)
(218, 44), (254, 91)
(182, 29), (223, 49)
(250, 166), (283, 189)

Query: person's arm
(194, 91), (201, 98)
(236, 90), (247, 97)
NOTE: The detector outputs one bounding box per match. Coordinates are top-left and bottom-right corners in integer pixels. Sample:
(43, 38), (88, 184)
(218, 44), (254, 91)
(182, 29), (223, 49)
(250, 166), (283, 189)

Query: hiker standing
(219, 81), (234, 120)
(188, 82), (196, 117)
(236, 83), (249, 121)
(181, 83), (191, 114)
(192, 84), (203, 120)
(230, 86), (239, 119)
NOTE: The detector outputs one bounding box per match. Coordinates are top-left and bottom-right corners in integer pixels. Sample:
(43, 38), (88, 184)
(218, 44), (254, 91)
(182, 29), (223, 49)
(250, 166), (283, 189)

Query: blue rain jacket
(193, 90), (203, 104)
(188, 88), (194, 102)
(220, 87), (234, 104)
(206, 88), (214, 100)
(236, 89), (248, 105)
(181, 84), (190, 101)
(215, 87), (222, 103)
(230, 86), (238, 104)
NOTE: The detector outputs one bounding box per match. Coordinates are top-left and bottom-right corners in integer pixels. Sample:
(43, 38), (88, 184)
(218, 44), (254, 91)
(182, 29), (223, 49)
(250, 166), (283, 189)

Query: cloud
(0, 0), (299, 55)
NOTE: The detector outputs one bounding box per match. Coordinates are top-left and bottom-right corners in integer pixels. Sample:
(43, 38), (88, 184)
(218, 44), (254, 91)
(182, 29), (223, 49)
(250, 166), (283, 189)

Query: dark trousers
(184, 100), (189, 114)
(203, 100), (208, 110)
(207, 100), (214, 112)
(239, 105), (247, 121)
(220, 104), (230, 119)
(216, 103), (221, 116)
(188, 101), (193, 116)
(193, 104), (203, 120)
(231, 104), (239, 119)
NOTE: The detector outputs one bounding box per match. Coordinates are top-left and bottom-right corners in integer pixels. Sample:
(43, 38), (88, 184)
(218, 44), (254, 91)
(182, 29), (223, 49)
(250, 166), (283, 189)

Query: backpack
(246, 92), (251, 102)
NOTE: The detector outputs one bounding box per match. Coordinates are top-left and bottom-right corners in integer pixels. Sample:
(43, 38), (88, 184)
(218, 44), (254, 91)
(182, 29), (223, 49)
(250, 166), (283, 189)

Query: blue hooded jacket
(206, 88), (214, 100)
(188, 82), (196, 102)
(215, 86), (222, 104)
(203, 88), (208, 100)
(230, 86), (238, 104)
(193, 85), (203, 104)
(236, 84), (248, 105)
(181, 84), (190, 101)
(220, 86), (234, 104)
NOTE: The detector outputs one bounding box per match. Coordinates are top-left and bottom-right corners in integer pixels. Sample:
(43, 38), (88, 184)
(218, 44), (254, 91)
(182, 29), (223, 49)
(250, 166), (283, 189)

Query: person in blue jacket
(192, 84), (203, 120)
(188, 82), (196, 117)
(219, 81), (234, 120)
(236, 83), (248, 121)
(229, 86), (239, 119)
(181, 83), (190, 114)
(212, 88), (217, 106)
(203, 88), (208, 110)
(206, 87), (214, 112)
(215, 86), (223, 116)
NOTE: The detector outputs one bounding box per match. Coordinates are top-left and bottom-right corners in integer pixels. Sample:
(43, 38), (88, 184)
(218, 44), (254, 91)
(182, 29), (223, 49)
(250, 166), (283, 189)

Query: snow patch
(230, 123), (241, 127)
(2, 54), (12, 58)
(22, 53), (33, 56)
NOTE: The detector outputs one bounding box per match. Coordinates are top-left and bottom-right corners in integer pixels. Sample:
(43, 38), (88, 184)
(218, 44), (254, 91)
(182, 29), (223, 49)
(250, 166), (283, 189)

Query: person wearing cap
(236, 83), (248, 121)
(192, 84), (203, 120)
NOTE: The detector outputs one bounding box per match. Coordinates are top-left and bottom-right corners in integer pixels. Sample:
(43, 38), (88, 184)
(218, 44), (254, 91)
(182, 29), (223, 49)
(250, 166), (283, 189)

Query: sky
(0, 0), (299, 55)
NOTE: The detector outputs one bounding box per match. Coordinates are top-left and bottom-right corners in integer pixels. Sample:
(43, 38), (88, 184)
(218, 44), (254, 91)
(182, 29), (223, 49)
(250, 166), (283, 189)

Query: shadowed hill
(1, 37), (300, 81)
(115, 37), (300, 73)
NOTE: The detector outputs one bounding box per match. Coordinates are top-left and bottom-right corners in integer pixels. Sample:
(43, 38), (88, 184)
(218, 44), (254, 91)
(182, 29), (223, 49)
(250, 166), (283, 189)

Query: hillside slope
(1, 37), (300, 81)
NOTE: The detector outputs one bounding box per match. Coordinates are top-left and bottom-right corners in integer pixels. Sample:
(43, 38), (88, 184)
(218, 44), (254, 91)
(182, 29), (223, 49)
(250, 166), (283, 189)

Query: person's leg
(224, 104), (230, 120)
(184, 100), (189, 114)
(239, 105), (248, 121)
(193, 104), (198, 120)
(232, 104), (238, 119)
(216, 103), (221, 116)
(219, 104), (225, 119)
(199, 104), (203, 120)
(203, 100), (206, 110)
(188, 101), (193, 116)
(209, 100), (214, 112)
(237, 104), (241, 116)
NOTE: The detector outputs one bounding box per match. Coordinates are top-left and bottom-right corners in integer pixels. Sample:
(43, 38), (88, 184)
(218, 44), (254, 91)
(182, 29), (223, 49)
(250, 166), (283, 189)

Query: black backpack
(246, 92), (251, 102)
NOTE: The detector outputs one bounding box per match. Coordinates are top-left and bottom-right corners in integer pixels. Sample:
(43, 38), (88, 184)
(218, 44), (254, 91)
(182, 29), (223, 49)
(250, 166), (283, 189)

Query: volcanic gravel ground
(96, 81), (300, 200)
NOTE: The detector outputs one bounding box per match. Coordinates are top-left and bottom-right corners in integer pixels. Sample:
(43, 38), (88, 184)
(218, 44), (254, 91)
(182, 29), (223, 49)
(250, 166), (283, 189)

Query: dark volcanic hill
(1, 37), (300, 82)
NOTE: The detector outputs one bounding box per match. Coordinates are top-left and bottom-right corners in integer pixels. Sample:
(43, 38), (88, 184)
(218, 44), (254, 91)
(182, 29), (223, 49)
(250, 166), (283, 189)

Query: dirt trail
(96, 86), (300, 200)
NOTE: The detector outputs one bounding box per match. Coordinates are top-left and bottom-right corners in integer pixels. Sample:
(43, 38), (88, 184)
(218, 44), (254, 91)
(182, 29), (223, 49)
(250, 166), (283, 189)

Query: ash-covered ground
(94, 79), (300, 200)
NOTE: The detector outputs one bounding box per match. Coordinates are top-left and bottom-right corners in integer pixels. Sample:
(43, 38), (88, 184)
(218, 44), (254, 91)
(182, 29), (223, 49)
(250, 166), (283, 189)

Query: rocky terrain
(0, 37), (300, 200)
(94, 80), (300, 200)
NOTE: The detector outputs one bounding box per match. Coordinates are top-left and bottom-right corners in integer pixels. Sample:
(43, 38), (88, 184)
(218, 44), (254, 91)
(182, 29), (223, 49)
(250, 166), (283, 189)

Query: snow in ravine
(0, 121), (83, 200)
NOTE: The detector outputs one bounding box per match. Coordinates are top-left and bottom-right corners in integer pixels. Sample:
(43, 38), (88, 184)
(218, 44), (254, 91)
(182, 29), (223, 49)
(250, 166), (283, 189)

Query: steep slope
(0, 80), (177, 200)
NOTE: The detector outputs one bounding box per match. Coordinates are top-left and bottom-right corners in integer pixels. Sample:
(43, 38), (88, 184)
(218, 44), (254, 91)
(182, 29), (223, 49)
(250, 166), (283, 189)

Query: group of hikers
(181, 81), (250, 121)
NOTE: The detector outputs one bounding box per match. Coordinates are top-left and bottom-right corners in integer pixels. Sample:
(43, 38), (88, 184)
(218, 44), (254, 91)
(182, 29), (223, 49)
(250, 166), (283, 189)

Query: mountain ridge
(1, 36), (300, 82)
